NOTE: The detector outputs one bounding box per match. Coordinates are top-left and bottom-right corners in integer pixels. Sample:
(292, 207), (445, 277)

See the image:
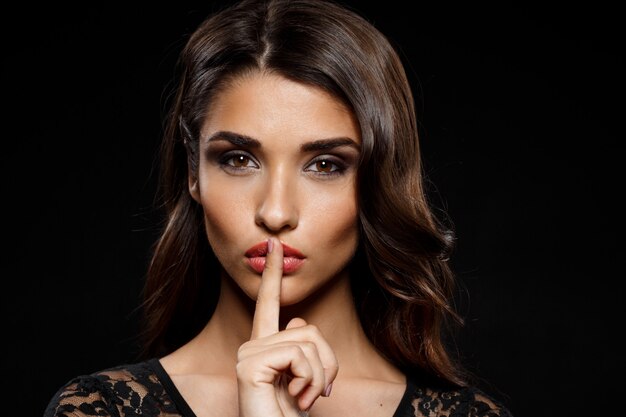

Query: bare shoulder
(310, 372), (513, 417)
(168, 373), (238, 417)
(160, 347), (239, 417)
(311, 377), (407, 417)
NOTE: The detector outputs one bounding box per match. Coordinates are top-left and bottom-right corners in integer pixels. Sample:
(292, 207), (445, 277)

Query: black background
(2, 2), (622, 416)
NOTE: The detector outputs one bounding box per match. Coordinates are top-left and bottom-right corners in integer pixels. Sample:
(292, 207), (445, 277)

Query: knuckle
(237, 341), (254, 360)
(289, 345), (306, 358)
(235, 362), (270, 387)
(238, 340), (252, 351)
(300, 341), (317, 354)
(325, 361), (340, 375)
(308, 378), (324, 390)
(306, 323), (322, 337)
(235, 359), (250, 377)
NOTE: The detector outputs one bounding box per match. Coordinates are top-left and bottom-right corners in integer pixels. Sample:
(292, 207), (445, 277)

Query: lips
(245, 240), (305, 274)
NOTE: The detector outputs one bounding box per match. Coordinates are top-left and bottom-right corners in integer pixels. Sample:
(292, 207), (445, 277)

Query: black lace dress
(43, 359), (512, 417)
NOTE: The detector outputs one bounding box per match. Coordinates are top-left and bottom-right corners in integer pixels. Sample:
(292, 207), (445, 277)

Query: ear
(188, 173), (201, 203)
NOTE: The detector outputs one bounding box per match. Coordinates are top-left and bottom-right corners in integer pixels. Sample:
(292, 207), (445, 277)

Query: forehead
(201, 72), (361, 145)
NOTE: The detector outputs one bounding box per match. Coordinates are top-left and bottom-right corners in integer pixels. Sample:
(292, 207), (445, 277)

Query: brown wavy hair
(140, 0), (467, 386)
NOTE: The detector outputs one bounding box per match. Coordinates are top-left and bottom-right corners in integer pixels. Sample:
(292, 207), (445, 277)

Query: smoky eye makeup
(302, 142), (358, 174)
(202, 139), (259, 173)
(304, 154), (349, 177)
(203, 135), (359, 178)
(215, 150), (260, 173)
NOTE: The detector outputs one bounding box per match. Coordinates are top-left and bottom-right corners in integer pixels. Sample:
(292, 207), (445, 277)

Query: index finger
(250, 237), (283, 339)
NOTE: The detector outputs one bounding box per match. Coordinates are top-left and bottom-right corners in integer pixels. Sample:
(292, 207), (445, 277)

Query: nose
(255, 168), (299, 233)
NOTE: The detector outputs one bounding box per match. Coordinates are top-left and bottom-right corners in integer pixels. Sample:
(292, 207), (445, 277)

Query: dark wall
(3, 2), (621, 416)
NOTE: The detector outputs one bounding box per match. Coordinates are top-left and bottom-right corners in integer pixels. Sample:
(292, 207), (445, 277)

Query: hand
(236, 237), (338, 416)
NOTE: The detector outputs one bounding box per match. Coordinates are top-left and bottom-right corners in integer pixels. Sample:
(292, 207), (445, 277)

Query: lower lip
(246, 257), (305, 274)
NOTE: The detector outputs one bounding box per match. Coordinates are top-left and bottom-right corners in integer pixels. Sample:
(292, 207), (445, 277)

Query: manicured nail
(323, 382), (333, 397)
(267, 238), (274, 253)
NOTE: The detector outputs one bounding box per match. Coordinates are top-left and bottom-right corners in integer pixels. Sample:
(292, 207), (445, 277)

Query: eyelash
(304, 156), (345, 177)
(217, 151), (346, 177)
(218, 151), (259, 172)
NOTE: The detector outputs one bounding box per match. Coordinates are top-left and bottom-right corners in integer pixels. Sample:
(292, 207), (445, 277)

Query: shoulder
(43, 359), (178, 417)
(401, 380), (513, 417)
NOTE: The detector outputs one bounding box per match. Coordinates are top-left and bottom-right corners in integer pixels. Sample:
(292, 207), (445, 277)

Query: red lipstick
(245, 241), (305, 274)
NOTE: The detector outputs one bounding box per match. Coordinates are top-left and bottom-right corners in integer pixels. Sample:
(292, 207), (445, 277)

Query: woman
(44, 0), (512, 416)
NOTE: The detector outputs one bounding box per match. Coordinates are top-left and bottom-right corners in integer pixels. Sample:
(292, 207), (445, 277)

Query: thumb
(285, 317), (307, 330)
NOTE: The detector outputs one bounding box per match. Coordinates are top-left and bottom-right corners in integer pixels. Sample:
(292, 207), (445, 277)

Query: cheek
(309, 187), (359, 250)
(199, 181), (250, 254)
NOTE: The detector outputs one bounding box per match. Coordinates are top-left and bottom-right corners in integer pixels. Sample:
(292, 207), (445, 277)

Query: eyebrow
(206, 130), (360, 152)
(301, 137), (360, 152)
(206, 131), (261, 148)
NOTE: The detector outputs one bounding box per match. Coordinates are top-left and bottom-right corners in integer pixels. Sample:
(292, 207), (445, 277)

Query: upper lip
(245, 241), (305, 258)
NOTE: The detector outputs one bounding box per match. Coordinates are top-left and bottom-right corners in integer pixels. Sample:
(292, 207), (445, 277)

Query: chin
(277, 288), (312, 307)
(280, 272), (344, 307)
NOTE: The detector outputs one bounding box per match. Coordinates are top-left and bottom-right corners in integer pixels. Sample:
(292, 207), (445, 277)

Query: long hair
(140, 0), (467, 386)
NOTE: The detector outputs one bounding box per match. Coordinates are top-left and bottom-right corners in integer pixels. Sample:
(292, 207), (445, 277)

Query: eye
(229, 154), (254, 168)
(304, 157), (344, 176)
(219, 151), (259, 172)
(311, 160), (335, 172)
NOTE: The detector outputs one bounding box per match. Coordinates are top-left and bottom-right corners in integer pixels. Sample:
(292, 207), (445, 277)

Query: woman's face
(190, 72), (361, 306)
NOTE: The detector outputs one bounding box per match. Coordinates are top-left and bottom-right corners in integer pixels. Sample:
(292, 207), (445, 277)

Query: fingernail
(267, 238), (274, 253)
(323, 382), (333, 397)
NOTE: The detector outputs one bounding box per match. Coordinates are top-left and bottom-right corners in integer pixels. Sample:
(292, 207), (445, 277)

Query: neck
(176, 269), (399, 380)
